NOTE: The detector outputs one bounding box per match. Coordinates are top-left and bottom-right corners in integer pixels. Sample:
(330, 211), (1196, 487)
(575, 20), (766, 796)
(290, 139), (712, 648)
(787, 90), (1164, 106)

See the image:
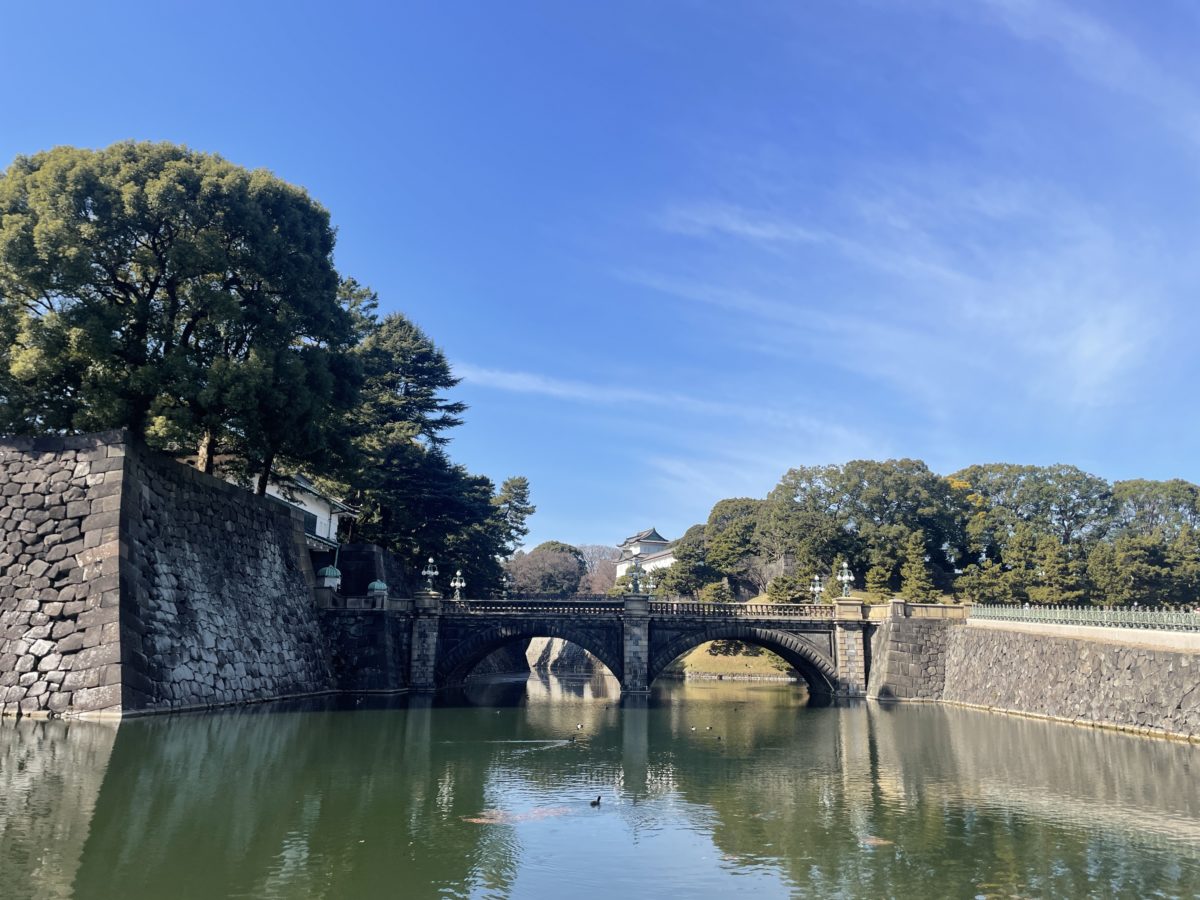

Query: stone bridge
(398, 594), (880, 697)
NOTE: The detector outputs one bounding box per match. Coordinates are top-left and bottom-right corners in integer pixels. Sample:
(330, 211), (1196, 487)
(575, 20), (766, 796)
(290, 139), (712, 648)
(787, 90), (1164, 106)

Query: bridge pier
(833, 599), (870, 698)
(409, 590), (442, 691)
(622, 593), (650, 693)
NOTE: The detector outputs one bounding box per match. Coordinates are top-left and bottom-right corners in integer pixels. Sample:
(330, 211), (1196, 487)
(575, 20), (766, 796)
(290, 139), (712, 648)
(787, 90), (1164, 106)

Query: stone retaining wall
(868, 611), (1200, 741)
(526, 637), (598, 674)
(319, 610), (410, 692)
(120, 439), (333, 712)
(943, 624), (1200, 740)
(0, 433), (128, 717)
(1, 431), (336, 718)
(866, 614), (950, 701)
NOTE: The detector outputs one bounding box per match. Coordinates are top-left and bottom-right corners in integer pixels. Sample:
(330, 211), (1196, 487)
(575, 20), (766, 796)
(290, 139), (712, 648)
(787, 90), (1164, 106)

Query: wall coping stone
(966, 617), (1200, 653)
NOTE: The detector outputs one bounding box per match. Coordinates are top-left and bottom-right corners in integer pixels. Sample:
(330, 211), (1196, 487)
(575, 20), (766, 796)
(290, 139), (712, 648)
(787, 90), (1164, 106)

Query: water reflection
(0, 719), (116, 900)
(0, 677), (1197, 899)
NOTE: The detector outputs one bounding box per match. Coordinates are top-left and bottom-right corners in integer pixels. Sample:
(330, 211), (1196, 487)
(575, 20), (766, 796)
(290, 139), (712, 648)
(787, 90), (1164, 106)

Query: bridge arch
(648, 625), (838, 696)
(437, 621), (625, 687)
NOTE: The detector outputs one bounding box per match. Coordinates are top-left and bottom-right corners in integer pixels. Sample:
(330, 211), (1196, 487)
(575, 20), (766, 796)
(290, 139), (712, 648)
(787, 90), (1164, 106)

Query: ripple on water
(2, 678), (1199, 899)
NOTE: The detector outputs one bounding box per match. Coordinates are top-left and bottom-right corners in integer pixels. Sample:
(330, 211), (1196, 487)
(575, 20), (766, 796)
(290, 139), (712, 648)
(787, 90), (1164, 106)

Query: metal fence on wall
(969, 603), (1200, 632)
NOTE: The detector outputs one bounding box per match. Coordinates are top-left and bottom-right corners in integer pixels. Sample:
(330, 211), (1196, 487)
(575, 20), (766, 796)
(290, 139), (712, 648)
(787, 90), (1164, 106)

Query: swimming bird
(706, 726), (712, 730)
(577, 723), (583, 729)
(590, 796), (601, 807)
(690, 726), (696, 731)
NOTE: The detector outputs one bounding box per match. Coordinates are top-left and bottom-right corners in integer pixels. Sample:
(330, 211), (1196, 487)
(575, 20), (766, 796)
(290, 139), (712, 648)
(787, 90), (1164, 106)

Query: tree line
(0, 142), (532, 590)
(655, 460), (1200, 607)
(503, 541), (619, 596)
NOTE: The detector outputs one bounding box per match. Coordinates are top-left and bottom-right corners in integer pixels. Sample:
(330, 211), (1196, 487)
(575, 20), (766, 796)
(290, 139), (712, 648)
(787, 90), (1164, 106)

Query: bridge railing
(441, 599), (623, 616)
(648, 601), (835, 619)
(439, 598), (839, 619)
(969, 603), (1200, 632)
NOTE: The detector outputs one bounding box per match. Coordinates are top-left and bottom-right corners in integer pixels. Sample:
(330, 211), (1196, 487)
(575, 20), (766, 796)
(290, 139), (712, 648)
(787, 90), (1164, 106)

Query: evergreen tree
(1001, 525), (1039, 605)
(957, 559), (1009, 604)
(823, 556), (845, 602)
(1027, 535), (1085, 604)
(900, 532), (939, 602)
(657, 524), (718, 598)
(1167, 525), (1200, 605)
(1086, 533), (1173, 606)
(493, 476), (535, 554)
(0, 141), (350, 477)
(865, 565), (892, 603)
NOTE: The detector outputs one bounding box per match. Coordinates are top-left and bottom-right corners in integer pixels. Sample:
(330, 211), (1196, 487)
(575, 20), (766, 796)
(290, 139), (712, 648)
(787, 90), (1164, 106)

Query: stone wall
(1, 431), (336, 718)
(319, 610), (410, 692)
(0, 433), (128, 717)
(867, 608), (1200, 741)
(866, 612), (952, 701)
(470, 642), (531, 677)
(942, 625), (1200, 740)
(526, 637), (598, 674)
(120, 441), (334, 712)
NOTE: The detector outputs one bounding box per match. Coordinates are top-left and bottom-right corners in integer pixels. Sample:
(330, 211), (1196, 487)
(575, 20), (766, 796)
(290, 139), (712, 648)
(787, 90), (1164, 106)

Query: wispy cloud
(974, 0), (1200, 149)
(638, 164), (1170, 411)
(455, 361), (865, 442)
(456, 360), (886, 524)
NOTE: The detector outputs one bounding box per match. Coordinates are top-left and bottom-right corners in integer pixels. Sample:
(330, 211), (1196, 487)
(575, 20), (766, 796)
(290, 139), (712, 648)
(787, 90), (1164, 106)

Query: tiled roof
(620, 527), (669, 546)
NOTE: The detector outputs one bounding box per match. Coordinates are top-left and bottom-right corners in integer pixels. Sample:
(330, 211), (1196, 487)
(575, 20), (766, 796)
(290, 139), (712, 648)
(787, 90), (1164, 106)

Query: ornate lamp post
(450, 569), (466, 601)
(421, 556), (439, 593)
(629, 547), (643, 595)
(500, 572), (511, 601)
(837, 561), (854, 598)
(809, 573), (824, 603)
(646, 573), (657, 596)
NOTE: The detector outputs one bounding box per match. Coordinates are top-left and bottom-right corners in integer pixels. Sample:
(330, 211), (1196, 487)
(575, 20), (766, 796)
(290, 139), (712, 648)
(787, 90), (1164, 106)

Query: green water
(2, 675), (1199, 899)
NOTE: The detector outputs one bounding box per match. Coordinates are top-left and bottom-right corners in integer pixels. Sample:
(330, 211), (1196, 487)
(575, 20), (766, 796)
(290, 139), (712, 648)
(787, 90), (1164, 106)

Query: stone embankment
(942, 625), (1200, 739)
(1, 431), (334, 718)
(1, 434), (129, 717)
(526, 637), (598, 674)
(868, 602), (1200, 742)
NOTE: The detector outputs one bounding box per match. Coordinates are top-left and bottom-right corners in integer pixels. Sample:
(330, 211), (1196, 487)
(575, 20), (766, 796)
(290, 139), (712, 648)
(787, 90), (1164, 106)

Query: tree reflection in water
(0, 677), (1197, 899)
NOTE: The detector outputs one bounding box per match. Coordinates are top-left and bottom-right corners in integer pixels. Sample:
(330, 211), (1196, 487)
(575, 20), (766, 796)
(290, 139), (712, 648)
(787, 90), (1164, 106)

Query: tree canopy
(0, 142), (352, 486)
(506, 542), (586, 597)
(655, 458), (1200, 607)
(0, 141), (533, 593)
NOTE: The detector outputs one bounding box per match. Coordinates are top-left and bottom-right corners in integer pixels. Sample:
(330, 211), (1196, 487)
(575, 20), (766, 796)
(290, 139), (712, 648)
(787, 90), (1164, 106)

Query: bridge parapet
(649, 601), (835, 619)
(439, 598), (841, 620)
(441, 599), (623, 616)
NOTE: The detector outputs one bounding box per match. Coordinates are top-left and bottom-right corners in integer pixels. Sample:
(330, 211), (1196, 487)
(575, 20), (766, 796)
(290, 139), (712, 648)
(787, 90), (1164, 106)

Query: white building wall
(615, 552), (676, 579)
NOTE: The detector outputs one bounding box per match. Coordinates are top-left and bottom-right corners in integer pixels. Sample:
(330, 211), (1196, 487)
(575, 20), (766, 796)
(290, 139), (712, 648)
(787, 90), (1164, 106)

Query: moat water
(2, 675), (1199, 899)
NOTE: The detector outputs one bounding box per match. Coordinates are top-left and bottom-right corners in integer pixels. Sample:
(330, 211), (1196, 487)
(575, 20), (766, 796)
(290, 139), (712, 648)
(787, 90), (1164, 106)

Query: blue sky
(3, 1), (1200, 549)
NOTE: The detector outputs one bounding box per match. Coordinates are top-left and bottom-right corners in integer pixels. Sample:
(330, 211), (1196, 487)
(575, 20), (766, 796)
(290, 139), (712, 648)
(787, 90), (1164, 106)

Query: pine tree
(1167, 525), (1200, 605)
(823, 556), (845, 602)
(865, 565), (892, 603)
(900, 532), (939, 603)
(1028, 535), (1084, 604)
